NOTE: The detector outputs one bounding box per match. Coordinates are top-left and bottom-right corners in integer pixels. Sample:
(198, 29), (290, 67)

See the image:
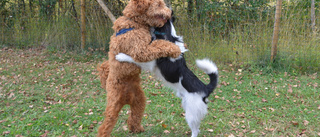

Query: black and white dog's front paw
(115, 53), (134, 63)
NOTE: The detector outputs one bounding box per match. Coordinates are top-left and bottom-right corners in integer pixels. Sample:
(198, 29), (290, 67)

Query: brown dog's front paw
(169, 46), (182, 58)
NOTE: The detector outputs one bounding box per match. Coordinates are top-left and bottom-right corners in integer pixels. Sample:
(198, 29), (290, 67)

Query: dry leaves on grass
(207, 129), (214, 132)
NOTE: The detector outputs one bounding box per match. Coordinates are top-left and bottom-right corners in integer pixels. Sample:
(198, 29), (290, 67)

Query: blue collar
(154, 31), (166, 35)
(116, 28), (134, 36)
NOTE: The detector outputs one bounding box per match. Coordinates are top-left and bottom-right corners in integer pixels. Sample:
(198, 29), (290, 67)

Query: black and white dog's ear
(171, 10), (175, 23)
(171, 16), (175, 23)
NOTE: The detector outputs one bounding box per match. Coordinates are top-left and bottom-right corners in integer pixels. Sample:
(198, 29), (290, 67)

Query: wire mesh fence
(0, 0), (319, 72)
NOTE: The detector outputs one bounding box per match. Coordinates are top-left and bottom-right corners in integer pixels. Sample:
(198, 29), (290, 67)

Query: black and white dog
(116, 16), (218, 137)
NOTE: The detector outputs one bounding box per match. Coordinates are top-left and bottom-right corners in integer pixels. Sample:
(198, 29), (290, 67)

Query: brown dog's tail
(97, 60), (110, 90)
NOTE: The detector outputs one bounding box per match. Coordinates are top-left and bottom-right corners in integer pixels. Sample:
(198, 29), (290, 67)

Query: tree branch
(97, 0), (116, 23)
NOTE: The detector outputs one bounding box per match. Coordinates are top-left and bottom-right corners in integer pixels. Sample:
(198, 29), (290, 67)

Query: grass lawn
(0, 48), (319, 137)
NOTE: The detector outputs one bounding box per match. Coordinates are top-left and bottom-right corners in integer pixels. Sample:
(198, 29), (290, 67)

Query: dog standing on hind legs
(115, 16), (219, 137)
(96, 0), (182, 136)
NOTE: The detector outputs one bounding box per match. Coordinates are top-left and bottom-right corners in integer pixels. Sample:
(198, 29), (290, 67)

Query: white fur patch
(168, 21), (187, 62)
(115, 53), (135, 62)
(115, 53), (156, 71)
(169, 21), (188, 53)
(196, 59), (218, 74)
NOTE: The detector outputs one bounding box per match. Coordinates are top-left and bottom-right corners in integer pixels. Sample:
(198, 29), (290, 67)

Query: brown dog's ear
(131, 0), (150, 13)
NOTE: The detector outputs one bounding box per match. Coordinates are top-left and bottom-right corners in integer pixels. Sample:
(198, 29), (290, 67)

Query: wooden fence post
(270, 0), (282, 62)
(81, 0), (86, 50)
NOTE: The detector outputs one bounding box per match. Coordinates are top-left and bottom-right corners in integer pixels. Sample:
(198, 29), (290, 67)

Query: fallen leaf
(250, 130), (256, 133)
(89, 124), (94, 129)
(0, 120), (7, 124)
(207, 129), (214, 132)
(303, 120), (309, 126)
(164, 130), (170, 133)
(288, 85), (293, 93)
(150, 93), (158, 96)
(122, 125), (128, 131)
(162, 123), (167, 128)
(292, 121), (299, 126)
(79, 125), (83, 130)
(3, 131), (10, 135)
(8, 93), (14, 98)
(300, 129), (306, 135)
(40, 130), (49, 137)
(265, 128), (274, 131)
(269, 107), (275, 112)
(262, 98), (267, 102)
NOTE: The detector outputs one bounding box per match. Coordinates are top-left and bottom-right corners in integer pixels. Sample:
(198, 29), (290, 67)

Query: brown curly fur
(97, 0), (181, 136)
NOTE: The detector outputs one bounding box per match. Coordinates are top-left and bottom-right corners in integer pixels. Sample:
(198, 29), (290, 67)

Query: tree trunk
(71, 0), (78, 19)
(270, 0), (282, 62)
(311, 0), (315, 33)
(187, 0), (194, 18)
(21, 0), (26, 14)
(38, 0), (42, 17)
(17, 0), (26, 16)
(58, 0), (63, 16)
(29, 0), (34, 15)
(195, 0), (204, 21)
(81, 0), (86, 50)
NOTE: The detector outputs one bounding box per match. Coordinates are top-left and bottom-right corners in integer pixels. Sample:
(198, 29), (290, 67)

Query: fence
(0, 0), (319, 72)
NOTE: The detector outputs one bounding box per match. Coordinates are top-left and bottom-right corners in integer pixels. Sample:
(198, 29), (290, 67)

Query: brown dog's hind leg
(97, 96), (124, 137)
(127, 83), (146, 133)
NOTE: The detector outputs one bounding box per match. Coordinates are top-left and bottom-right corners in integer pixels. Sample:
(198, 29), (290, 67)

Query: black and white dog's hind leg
(182, 59), (218, 137)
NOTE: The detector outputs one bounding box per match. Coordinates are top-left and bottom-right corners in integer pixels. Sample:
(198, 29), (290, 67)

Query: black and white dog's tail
(195, 59), (219, 99)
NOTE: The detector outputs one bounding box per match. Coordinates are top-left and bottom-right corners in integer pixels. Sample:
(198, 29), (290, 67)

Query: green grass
(0, 48), (319, 136)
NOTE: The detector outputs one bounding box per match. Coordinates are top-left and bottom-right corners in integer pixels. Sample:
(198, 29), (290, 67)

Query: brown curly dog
(97, 0), (181, 136)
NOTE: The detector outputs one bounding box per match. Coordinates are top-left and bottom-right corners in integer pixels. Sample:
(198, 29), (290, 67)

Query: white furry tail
(195, 59), (218, 74)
